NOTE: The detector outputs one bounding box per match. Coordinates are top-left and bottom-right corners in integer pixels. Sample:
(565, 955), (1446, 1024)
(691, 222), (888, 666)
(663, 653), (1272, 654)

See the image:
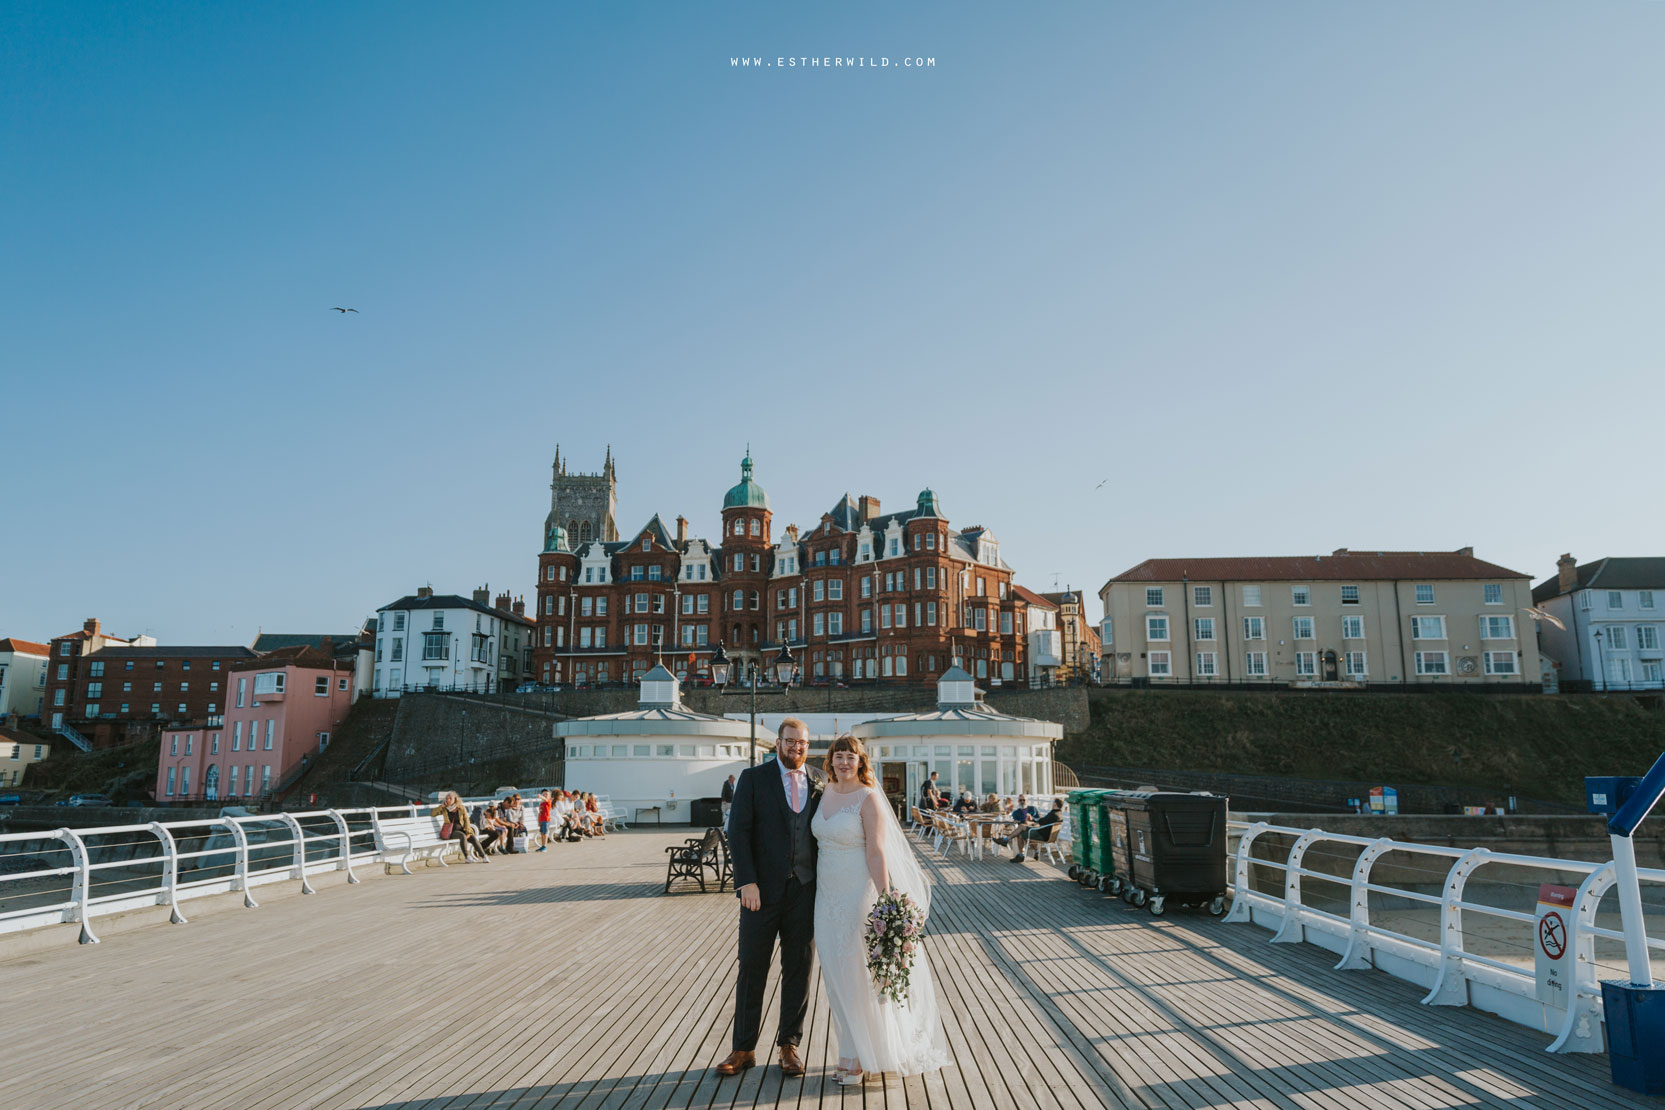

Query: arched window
(579, 521), (592, 542)
(734, 519), (745, 536)
(204, 764), (220, 801)
(749, 519), (760, 536)
(568, 519), (580, 539)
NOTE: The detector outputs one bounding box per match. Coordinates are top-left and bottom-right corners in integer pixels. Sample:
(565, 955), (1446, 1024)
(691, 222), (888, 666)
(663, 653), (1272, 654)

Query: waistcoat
(786, 790), (816, 885)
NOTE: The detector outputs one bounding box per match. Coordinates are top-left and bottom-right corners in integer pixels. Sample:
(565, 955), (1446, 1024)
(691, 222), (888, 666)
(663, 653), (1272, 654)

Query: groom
(716, 717), (822, 1079)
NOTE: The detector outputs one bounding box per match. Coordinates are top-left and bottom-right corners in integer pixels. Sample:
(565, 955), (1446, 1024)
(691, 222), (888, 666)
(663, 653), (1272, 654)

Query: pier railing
(0, 805), (431, 945)
(1225, 819), (1665, 1055)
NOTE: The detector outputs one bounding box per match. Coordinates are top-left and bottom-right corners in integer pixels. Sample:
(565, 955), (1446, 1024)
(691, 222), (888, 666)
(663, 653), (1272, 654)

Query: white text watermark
(730, 56), (935, 69)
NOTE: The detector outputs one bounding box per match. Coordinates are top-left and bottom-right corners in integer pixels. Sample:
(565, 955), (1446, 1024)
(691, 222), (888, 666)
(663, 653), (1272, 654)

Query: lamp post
(711, 641), (796, 767)
(1595, 628), (1608, 692)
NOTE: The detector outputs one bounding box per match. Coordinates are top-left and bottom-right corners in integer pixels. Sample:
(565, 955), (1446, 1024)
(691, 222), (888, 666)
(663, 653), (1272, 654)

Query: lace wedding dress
(811, 785), (951, 1077)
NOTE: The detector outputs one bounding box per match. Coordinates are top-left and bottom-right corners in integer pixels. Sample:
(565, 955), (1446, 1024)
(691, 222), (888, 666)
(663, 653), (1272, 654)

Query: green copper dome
(722, 452), (770, 511)
(544, 521), (570, 553)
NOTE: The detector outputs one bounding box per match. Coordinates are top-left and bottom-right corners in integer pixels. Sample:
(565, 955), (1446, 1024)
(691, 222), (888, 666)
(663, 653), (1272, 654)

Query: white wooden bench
(594, 796), (628, 831)
(372, 812), (458, 874)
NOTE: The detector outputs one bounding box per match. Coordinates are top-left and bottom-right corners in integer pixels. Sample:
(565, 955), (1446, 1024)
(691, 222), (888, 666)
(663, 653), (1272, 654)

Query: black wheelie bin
(1114, 791), (1229, 916)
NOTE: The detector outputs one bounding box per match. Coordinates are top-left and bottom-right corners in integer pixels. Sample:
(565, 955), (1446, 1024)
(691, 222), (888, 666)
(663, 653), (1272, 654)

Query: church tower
(545, 445), (619, 547)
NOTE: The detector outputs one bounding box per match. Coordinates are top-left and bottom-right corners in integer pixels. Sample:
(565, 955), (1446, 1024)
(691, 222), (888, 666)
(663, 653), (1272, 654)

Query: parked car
(59, 793), (115, 807)
(0, 792), (22, 805)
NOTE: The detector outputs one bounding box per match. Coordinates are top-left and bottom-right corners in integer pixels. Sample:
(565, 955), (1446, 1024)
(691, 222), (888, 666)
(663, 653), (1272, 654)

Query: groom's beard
(778, 751), (806, 770)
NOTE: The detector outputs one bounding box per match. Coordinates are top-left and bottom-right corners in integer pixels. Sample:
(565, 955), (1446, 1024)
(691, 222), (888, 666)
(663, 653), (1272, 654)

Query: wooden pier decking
(6, 829), (1643, 1109)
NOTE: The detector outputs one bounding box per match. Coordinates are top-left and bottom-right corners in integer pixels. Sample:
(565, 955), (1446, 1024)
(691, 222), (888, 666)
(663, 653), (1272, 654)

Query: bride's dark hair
(823, 733), (875, 787)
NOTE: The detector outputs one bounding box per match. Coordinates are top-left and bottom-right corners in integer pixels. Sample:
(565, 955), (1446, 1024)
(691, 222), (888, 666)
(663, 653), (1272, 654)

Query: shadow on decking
(350, 1068), (885, 1109)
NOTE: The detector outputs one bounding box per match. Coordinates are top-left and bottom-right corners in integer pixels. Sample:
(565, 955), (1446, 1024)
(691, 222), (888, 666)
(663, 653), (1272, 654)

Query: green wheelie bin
(1065, 789), (1099, 884)
(1089, 790), (1127, 894)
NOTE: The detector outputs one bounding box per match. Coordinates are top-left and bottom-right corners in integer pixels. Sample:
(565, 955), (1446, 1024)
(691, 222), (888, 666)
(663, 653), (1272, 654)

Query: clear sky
(4, 2), (1663, 645)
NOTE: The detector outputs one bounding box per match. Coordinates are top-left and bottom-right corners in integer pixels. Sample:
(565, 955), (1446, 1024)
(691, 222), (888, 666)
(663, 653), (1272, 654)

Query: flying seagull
(331, 307), (358, 313)
(1094, 479), (1107, 490)
(1521, 606), (1566, 631)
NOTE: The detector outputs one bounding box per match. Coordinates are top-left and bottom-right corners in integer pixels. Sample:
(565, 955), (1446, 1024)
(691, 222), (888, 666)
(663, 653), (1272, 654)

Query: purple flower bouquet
(865, 888), (927, 1005)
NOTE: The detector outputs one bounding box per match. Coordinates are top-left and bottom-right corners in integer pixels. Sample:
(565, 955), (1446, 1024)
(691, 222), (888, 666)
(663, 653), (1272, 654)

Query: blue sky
(4, 2), (1663, 645)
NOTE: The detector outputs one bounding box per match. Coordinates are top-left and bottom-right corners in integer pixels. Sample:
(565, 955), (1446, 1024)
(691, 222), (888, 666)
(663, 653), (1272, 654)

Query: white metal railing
(0, 804), (437, 945)
(1224, 819), (1665, 1055)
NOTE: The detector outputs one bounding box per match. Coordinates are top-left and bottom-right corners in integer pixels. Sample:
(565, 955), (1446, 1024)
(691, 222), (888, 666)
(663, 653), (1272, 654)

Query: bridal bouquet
(865, 889), (927, 1005)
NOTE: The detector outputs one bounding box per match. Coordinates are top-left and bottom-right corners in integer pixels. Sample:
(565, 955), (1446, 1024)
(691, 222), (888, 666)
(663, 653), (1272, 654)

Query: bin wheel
(1148, 895), (1166, 916)
(1120, 885), (1134, 904)
(1208, 896), (1226, 917)
(1108, 877), (1122, 896)
(1131, 888), (1147, 908)
(1097, 875), (1113, 894)
(1067, 866), (1080, 881)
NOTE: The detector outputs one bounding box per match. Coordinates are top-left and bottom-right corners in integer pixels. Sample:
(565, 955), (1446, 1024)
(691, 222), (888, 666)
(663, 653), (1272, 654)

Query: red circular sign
(1539, 911), (1567, 960)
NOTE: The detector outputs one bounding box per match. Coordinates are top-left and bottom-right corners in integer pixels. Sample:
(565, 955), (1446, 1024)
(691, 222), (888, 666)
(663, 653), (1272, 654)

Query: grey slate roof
(252, 633), (365, 657)
(1533, 557), (1665, 603)
(96, 645), (259, 660)
(378, 594), (534, 627)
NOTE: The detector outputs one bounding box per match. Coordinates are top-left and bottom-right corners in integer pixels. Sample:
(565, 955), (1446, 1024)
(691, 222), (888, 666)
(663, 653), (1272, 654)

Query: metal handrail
(0, 805), (419, 945)
(1224, 819), (1665, 1056)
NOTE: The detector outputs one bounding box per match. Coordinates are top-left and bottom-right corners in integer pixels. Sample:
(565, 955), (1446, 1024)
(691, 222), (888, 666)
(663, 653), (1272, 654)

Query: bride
(811, 734), (950, 1085)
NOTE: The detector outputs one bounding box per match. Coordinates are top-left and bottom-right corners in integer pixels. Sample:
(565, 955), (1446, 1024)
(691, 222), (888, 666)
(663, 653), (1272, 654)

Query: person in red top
(536, 789), (554, 852)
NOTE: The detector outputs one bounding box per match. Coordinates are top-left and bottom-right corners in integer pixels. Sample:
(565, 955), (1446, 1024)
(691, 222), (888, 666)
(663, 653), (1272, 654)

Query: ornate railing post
(224, 817), (259, 909)
(1271, 829), (1325, 944)
(58, 829), (97, 944)
(1421, 847), (1490, 1006)
(1549, 863), (1615, 1053)
(1336, 837), (1394, 971)
(327, 810), (360, 884)
(277, 813), (315, 895)
(1223, 821), (1270, 924)
(148, 822), (188, 925)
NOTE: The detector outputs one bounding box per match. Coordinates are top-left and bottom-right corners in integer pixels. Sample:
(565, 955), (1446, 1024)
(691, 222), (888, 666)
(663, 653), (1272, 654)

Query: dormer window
(642, 538), (651, 552)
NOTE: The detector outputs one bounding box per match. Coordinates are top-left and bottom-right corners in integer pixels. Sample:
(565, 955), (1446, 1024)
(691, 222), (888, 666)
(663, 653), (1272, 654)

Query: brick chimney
(473, 585), (490, 605)
(512, 597), (526, 618)
(1455, 546), (1474, 557)
(495, 591), (512, 611)
(675, 515), (688, 545)
(1558, 553), (1578, 595)
(786, 524), (798, 543)
(83, 618), (100, 635)
(858, 495), (880, 522)
(1332, 548), (1349, 557)
(416, 586), (433, 600)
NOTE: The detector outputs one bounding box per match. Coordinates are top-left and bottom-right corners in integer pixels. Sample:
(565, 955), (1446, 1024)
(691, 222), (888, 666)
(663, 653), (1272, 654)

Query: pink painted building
(156, 646), (356, 804)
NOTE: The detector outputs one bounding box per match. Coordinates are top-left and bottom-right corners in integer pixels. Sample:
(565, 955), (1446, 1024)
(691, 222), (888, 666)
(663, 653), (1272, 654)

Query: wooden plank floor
(3, 829), (1644, 1109)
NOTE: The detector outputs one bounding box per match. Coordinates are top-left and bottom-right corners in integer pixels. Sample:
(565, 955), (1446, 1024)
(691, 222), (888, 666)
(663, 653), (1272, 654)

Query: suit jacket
(727, 761), (824, 905)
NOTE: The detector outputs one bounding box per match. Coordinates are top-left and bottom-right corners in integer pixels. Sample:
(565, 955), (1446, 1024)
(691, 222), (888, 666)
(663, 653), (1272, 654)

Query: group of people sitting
(430, 788), (608, 862)
(917, 776), (1065, 863)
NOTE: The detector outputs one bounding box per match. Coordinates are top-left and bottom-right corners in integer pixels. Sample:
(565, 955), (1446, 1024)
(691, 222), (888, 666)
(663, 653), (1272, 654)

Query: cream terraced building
(1098, 548), (1541, 689)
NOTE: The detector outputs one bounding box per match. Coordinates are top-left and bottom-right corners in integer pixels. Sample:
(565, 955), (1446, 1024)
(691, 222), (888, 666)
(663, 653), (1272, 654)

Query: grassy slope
(25, 736), (161, 804)
(1058, 691), (1665, 807)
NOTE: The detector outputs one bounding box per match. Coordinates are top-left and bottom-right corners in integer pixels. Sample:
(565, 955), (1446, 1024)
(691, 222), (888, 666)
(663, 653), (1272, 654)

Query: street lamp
(710, 640), (795, 767)
(1595, 628), (1608, 692)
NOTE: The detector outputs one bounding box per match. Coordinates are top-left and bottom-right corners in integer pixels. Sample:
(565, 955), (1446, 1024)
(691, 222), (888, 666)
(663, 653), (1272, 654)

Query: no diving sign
(1535, 884), (1577, 1006)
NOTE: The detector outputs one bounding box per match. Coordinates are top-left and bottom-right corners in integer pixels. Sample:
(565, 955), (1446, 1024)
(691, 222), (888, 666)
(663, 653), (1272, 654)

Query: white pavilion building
(556, 665), (763, 825)
(852, 667), (1064, 811)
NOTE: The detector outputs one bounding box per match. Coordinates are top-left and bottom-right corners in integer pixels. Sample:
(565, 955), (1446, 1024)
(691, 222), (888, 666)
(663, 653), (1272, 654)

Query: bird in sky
(1094, 479), (1107, 490)
(331, 307), (358, 313)
(1521, 606), (1566, 631)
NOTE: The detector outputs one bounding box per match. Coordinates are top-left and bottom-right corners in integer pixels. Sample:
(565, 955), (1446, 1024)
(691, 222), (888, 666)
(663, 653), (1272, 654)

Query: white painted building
(1533, 555), (1665, 691)
(0, 638), (50, 719)
(371, 587), (536, 697)
(556, 665), (760, 823)
(853, 667), (1063, 805)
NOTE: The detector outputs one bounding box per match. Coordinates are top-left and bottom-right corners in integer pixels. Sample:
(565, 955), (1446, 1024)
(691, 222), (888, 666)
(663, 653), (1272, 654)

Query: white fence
(1225, 819), (1665, 1055)
(0, 805), (436, 945)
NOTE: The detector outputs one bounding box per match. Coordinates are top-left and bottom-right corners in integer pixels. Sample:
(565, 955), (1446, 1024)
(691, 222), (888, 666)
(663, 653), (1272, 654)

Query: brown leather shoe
(778, 1044), (805, 1078)
(714, 1050), (755, 1077)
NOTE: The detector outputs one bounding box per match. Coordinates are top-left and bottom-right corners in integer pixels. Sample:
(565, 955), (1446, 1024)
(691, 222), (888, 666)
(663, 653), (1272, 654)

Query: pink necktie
(789, 773), (802, 812)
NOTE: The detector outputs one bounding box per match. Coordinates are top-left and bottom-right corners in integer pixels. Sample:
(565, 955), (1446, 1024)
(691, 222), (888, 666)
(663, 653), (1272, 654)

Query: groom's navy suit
(727, 759), (823, 1052)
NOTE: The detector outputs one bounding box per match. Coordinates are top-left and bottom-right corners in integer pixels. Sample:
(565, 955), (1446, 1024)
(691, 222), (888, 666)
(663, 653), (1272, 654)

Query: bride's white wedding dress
(811, 785), (951, 1077)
